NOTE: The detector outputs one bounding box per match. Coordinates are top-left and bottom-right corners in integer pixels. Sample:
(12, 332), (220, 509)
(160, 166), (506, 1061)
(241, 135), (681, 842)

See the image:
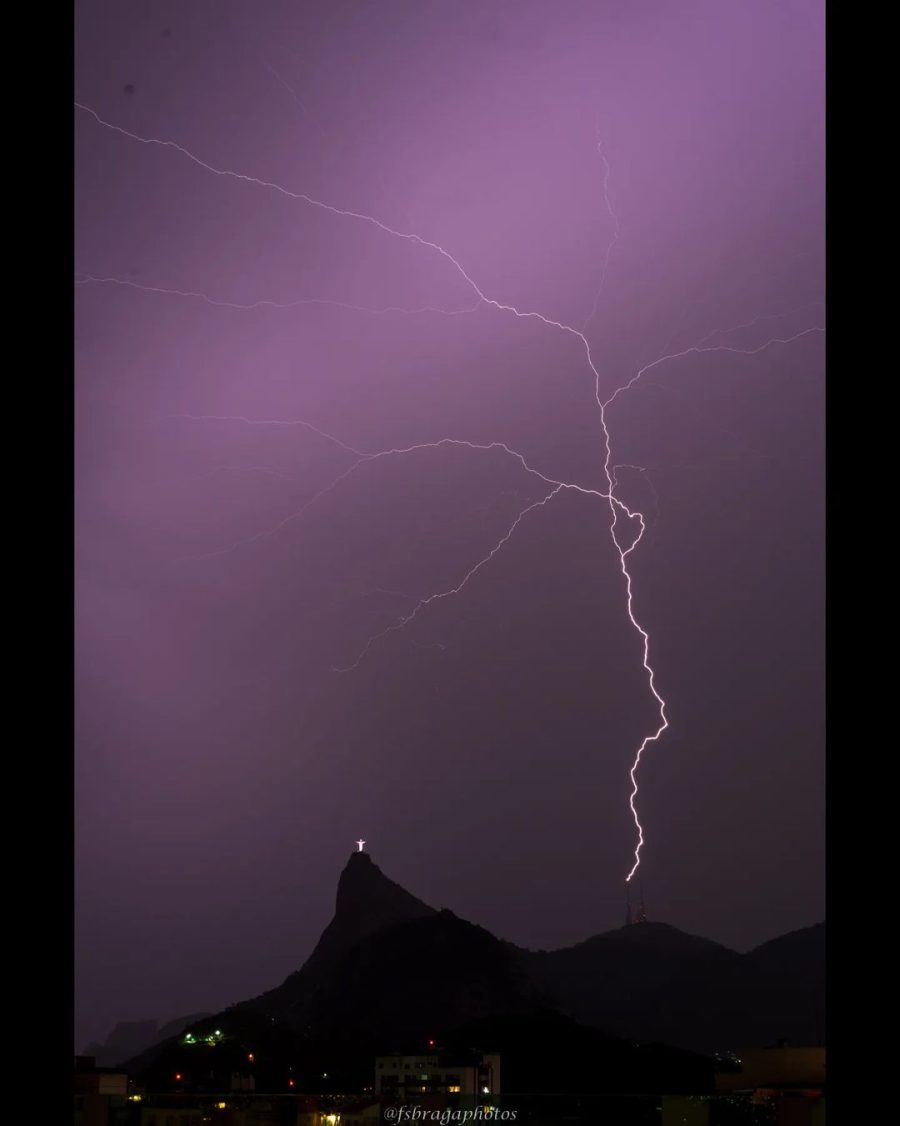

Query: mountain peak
(334, 849), (376, 907)
(157, 848), (824, 1058)
(596, 920), (735, 957)
(334, 850), (435, 932)
(242, 850), (436, 1017)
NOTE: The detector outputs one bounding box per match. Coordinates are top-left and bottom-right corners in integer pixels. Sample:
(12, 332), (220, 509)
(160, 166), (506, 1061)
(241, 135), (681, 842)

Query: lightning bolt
(174, 412), (366, 457)
(76, 101), (823, 883)
(331, 484), (566, 673)
(74, 274), (480, 318)
(582, 132), (621, 334)
(597, 326), (821, 880)
(171, 430), (618, 563)
(263, 61), (315, 123)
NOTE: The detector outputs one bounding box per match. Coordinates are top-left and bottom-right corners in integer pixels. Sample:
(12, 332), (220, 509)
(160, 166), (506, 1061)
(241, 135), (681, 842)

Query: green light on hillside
(183, 1029), (225, 1046)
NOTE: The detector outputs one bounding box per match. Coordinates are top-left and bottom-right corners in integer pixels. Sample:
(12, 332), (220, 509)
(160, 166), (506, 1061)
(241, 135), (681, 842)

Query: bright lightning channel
(75, 102), (823, 884)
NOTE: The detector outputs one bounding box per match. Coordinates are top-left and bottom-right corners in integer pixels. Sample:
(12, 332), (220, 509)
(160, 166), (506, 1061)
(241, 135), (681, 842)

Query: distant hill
(118, 850), (824, 1085)
(85, 1012), (211, 1068)
(526, 919), (824, 1050)
(748, 921), (825, 979)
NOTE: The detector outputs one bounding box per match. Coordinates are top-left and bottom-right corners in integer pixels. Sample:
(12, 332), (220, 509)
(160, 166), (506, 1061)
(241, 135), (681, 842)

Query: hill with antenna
(114, 848), (824, 1077)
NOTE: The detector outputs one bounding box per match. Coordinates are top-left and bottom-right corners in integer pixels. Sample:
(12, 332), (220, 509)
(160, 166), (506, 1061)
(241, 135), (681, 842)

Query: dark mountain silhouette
(157, 1011), (215, 1043)
(748, 921), (825, 979)
(120, 850), (824, 1083)
(524, 921), (750, 1049)
(446, 1010), (713, 1094)
(127, 1003), (715, 1098)
(741, 923), (826, 1045)
(522, 921), (823, 1052)
(243, 850), (436, 1018)
(85, 1012), (211, 1068)
(283, 908), (540, 1042)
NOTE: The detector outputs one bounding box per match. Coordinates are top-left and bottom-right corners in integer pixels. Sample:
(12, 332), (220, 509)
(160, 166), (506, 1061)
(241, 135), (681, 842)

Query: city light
(184, 1028), (225, 1046)
(175, 1073), (182, 1082)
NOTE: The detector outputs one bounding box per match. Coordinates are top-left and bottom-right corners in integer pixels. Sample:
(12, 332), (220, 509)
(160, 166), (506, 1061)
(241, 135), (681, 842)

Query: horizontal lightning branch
(74, 274), (481, 318)
(178, 427), (627, 563)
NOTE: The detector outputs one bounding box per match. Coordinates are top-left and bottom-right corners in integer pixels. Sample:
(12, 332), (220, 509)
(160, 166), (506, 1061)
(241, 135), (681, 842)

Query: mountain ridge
(110, 851), (824, 1067)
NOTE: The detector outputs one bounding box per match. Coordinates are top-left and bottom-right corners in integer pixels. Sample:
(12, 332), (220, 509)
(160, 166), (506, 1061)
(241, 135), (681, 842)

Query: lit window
(448, 1086), (461, 1094)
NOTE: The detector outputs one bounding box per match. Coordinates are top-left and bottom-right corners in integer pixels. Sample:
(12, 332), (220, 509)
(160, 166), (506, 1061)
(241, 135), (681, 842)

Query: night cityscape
(74, 3), (825, 1124)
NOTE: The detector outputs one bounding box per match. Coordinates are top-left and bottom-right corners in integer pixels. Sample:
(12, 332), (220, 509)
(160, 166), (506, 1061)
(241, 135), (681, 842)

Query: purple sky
(75, 0), (824, 1049)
